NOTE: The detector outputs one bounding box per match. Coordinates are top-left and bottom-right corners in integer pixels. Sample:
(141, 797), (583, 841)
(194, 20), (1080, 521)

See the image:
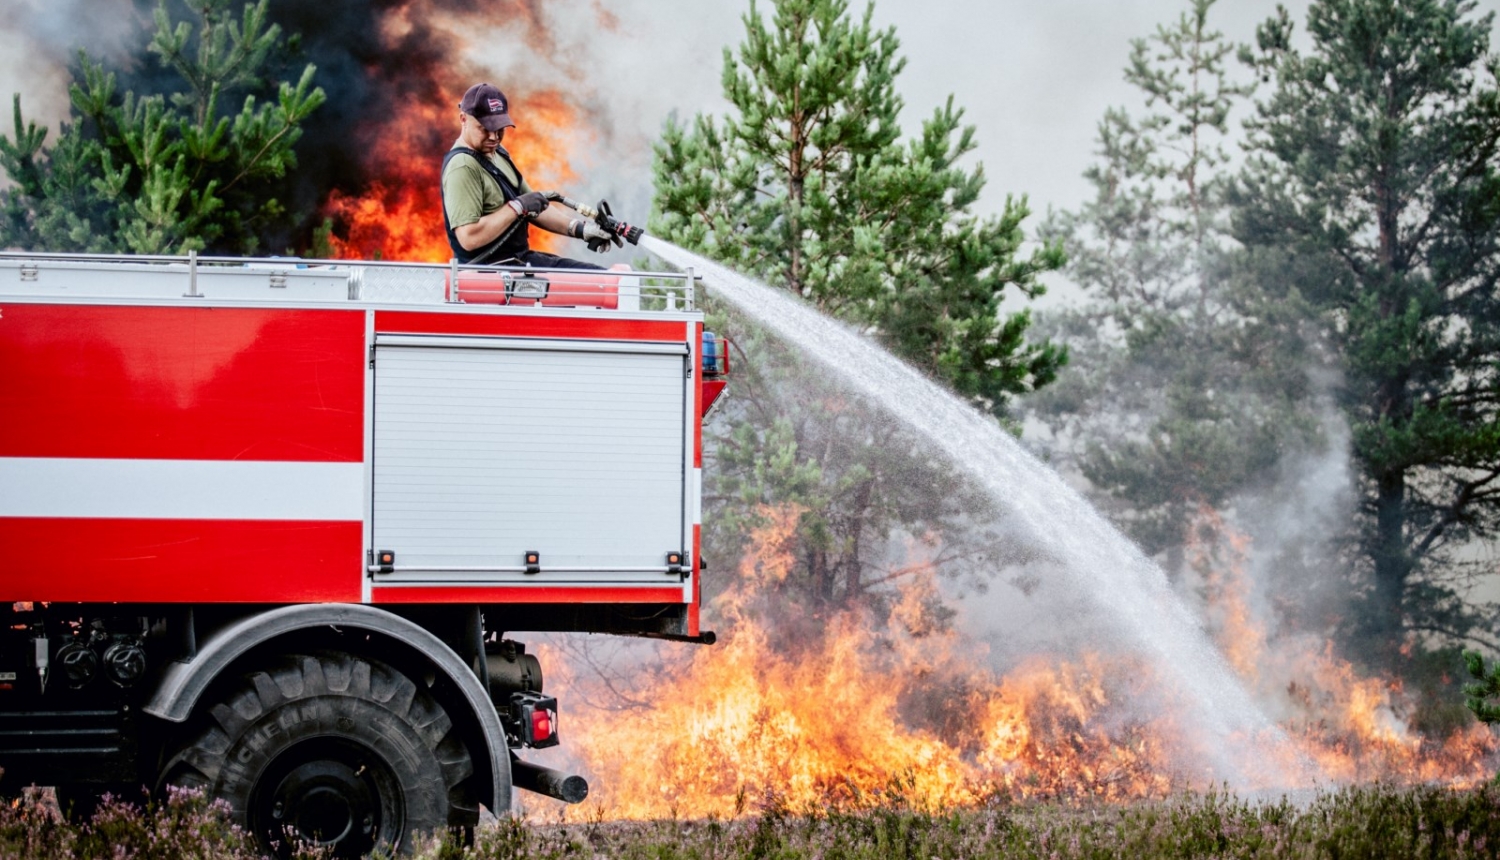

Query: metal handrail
(0, 250), (701, 309)
(0, 249), (702, 282)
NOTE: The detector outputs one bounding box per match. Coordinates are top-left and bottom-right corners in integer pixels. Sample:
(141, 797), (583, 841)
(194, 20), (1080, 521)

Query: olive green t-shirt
(441, 144), (533, 228)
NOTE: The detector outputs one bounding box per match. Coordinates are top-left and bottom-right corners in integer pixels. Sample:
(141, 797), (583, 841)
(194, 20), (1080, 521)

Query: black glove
(507, 191), (549, 219)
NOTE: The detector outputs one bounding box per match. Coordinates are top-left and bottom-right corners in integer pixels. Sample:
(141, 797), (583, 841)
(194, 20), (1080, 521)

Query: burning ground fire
(1188, 508), (1498, 786)
(533, 504), (1498, 821)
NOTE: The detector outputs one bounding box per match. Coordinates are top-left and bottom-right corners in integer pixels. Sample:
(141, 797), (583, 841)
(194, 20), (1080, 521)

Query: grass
(2, 784), (1497, 859)
(458, 784), (1500, 860)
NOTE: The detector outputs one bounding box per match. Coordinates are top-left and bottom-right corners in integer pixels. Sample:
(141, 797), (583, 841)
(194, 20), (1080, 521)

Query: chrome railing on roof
(0, 251), (699, 312)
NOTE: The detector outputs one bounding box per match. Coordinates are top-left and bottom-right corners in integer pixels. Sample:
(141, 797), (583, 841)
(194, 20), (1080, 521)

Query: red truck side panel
(0, 518), (362, 602)
(1, 298), (700, 616)
(0, 304), (366, 602)
(0, 305), (365, 461)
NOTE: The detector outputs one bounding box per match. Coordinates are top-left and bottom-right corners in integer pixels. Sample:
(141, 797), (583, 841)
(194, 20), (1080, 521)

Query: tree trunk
(788, 132), (805, 298)
(841, 477), (875, 608)
(1370, 467), (1409, 647)
(808, 546), (833, 608)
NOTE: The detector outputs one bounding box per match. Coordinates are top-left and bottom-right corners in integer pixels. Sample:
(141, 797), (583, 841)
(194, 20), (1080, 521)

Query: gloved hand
(507, 191), (550, 219)
(580, 220), (621, 253)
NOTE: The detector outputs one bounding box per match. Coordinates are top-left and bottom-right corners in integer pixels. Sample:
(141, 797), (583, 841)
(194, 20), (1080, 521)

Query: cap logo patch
(488, 98), (504, 112)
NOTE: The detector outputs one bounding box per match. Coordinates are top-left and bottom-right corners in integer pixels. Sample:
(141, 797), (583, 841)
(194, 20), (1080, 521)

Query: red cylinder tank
(445, 269), (621, 309)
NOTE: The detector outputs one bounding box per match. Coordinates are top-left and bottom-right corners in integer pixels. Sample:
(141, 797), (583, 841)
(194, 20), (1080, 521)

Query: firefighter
(441, 83), (612, 268)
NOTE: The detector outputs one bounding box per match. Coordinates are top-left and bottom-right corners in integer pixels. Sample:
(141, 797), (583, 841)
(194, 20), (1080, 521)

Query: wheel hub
(251, 738), (399, 858)
(272, 760), (374, 844)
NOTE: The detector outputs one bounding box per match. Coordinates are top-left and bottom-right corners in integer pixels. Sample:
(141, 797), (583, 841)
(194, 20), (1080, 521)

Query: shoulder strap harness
(441, 146), (530, 265)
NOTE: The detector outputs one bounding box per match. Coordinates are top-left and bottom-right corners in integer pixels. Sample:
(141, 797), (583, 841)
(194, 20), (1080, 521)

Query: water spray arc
(641, 235), (1317, 790)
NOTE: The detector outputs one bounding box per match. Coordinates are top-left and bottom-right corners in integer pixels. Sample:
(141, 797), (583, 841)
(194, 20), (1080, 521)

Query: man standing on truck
(442, 83), (612, 269)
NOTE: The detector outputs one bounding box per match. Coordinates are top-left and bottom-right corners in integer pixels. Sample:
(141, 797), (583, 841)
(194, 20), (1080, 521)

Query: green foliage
(1234, 0), (1500, 651)
(0, 0), (325, 255)
(1463, 650), (1500, 730)
(653, 0), (1065, 414)
(1462, 648), (1500, 784)
(1033, 0), (1318, 568)
(655, 0), (1059, 615)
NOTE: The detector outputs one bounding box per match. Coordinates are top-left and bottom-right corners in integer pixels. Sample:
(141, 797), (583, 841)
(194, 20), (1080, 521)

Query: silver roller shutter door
(372, 336), (687, 583)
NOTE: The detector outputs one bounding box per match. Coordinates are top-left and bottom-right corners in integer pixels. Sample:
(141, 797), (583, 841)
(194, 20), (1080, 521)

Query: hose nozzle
(592, 199), (643, 247)
(544, 193), (644, 249)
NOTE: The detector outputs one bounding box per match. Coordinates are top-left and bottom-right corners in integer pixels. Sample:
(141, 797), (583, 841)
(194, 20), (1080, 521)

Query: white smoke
(0, 0), (140, 136)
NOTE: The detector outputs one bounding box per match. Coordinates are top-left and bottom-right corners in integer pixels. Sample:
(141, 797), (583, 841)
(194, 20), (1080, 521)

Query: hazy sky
(3, 0), (1498, 238)
(526, 0), (1497, 218)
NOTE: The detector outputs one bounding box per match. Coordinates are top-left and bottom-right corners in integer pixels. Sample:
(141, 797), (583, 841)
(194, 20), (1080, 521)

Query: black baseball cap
(460, 83), (515, 132)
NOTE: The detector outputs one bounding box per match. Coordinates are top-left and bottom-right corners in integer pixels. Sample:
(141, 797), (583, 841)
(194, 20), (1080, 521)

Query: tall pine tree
(653, 0), (1056, 612)
(1235, 0), (1500, 654)
(1033, 0), (1316, 572)
(653, 0), (1064, 415)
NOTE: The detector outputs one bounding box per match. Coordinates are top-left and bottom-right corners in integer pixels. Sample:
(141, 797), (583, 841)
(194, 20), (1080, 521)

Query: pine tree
(1462, 650), (1500, 777)
(0, 0), (324, 254)
(1235, 0), (1500, 653)
(1032, 0), (1316, 569)
(654, 0), (1055, 613)
(653, 0), (1064, 415)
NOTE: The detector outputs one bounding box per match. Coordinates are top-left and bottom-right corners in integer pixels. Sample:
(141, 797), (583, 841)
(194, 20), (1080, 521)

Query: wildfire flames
(1188, 508), (1497, 785)
(534, 504), (1498, 820)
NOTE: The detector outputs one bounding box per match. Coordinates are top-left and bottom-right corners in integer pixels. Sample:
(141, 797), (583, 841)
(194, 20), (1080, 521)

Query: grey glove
(579, 220), (620, 253)
(507, 191), (549, 219)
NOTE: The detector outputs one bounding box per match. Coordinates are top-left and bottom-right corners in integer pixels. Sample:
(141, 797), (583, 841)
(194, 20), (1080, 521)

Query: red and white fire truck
(0, 251), (728, 854)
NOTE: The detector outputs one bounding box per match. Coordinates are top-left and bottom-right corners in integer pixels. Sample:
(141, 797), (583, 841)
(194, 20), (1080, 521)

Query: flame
(540, 505), (1184, 820)
(531, 503), (1498, 820)
(1189, 507), (1499, 787)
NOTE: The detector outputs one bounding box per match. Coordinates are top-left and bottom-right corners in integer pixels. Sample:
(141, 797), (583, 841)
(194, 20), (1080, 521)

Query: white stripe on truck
(0, 457), (364, 520)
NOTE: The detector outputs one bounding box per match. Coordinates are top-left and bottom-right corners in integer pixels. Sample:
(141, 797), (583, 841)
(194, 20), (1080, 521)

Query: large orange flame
(1187, 507), (1497, 786)
(528, 504), (1498, 820)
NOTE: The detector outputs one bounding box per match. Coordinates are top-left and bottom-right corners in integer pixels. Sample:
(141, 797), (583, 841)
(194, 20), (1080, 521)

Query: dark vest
(441, 146), (530, 264)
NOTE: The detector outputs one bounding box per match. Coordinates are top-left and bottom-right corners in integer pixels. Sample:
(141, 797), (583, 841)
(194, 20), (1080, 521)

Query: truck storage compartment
(371, 335), (690, 585)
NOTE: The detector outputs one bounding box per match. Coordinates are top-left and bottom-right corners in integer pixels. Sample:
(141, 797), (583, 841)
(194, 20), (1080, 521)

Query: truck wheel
(160, 653), (476, 857)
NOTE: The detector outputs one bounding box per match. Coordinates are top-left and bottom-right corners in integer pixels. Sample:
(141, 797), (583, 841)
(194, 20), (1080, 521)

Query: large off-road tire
(160, 653), (476, 857)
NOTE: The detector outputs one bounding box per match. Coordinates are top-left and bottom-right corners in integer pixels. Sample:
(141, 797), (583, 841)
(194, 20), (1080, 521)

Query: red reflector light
(531, 708), (554, 743)
(510, 691), (560, 748)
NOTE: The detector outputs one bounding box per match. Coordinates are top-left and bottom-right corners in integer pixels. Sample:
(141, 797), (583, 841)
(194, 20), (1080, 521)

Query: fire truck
(0, 251), (728, 854)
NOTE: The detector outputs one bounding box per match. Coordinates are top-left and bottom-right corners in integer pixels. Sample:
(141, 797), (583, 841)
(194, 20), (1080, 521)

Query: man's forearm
(532, 201), (581, 236)
(455, 206), (524, 251)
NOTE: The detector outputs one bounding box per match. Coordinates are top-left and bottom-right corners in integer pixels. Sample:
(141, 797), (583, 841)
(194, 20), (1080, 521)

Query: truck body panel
(0, 250), (722, 850)
(0, 255), (704, 628)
